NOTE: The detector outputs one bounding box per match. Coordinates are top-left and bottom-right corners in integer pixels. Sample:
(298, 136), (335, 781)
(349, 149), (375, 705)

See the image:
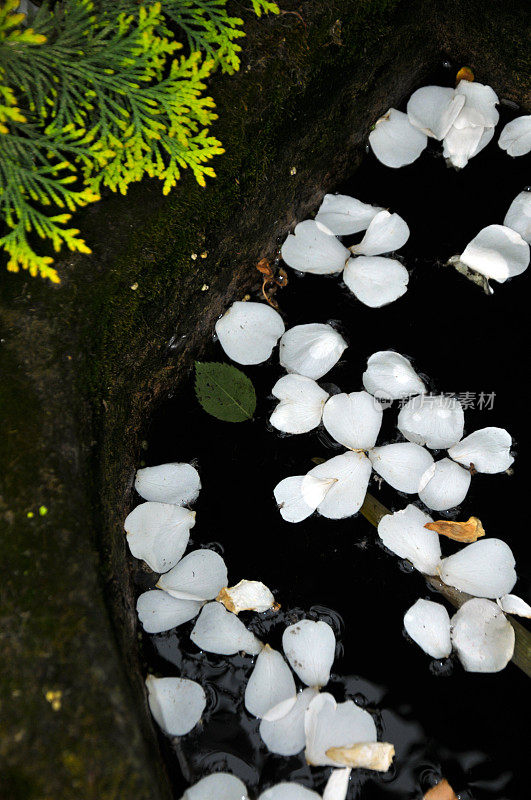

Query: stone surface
(0, 1), (529, 797)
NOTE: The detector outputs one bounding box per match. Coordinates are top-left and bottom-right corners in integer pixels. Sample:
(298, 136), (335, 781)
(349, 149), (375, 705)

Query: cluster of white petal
(280, 198), (410, 309)
(273, 348), (514, 519)
(369, 80), (500, 170)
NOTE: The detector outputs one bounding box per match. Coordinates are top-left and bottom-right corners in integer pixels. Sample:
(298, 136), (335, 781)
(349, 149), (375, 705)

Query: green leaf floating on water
(195, 361), (256, 422)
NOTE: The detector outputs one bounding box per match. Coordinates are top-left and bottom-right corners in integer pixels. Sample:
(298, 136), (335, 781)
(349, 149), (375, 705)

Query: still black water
(133, 67), (530, 799)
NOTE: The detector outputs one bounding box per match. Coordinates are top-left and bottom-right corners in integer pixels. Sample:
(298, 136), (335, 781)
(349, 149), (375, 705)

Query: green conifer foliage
(0, 0), (278, 282)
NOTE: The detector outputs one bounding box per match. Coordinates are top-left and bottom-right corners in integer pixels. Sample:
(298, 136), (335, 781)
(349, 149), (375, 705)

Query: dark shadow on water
(135, 64), (531, 799)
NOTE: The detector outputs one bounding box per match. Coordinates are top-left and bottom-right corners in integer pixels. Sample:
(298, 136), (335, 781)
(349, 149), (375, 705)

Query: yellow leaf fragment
(325, 742), (395, 771)
(424, 516), (485, 543)
(424, 778), (458, 800)
(456, 66), (474, 83)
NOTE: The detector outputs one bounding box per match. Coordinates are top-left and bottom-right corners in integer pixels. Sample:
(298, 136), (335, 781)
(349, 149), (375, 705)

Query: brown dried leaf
(424, 778), (458, 800)
(456, 66), (474, 83)
(424, 516), (485, 543)
(326, 742), (395, 771)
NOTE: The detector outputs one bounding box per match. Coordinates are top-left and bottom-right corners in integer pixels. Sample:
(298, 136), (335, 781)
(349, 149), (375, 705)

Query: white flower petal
(451, 598), (515, 672)
(471, 125), (495, 158)
(343, 256), (409, 307)
(351, 210), (410, 256)
(190, 602), (263, 655)
(497, 594), (531, 618)
(440, 539), (517, 598)
(407, 85), (465, 139)
(180, 773), (249, 800)
(369, 443), (434, 494)
(369, 108), (427, 168)
(157, 549), (228, 601)
(448, 426), (514, 473)
(279, 323), (347, 380)
(217, 579), (276, 614)
(397, 394), (464, 450)
(259, 687), (318, 756)
(281, 220), (350, 274)
(456, 224), (530, 283)
(504, 191), (531, 244)
(135, 462), (201, 506)
(403, 598), (452, 658)
(282, 619), (336, 688)
(315, 194), (382, 235)
(270, 374), (329, 434)
(322, 768), (351, 800)
(498, 115), (531, 157)
(136, 590), (202, 634)
(418, 458), (471, 511)
(303, 451), (372, 519)
(304, 692), (376, 767)
(362, 350), (426, 400)
(146, 675), (206, 736)
(377, 504), (441, 574)
(326, 742), (395, 771)
(125, 502), (195, 572)
(454, 80), (499, 128)
(215, 301), (285, 365)
(244, 645), (297, 721)
(258, 784), (321, 800)
(322, 390), (383, 450)
(274, 476), (315, 523)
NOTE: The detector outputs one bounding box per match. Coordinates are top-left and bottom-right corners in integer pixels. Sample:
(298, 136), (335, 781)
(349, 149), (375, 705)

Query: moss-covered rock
(0, 1), (528, 797)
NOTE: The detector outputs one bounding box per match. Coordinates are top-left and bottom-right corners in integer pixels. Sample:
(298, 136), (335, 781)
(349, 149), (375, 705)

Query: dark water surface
(134, 66), (530, 799)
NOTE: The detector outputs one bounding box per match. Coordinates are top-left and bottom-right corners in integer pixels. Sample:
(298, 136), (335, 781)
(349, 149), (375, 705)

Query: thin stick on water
(359, 492), (531, 678)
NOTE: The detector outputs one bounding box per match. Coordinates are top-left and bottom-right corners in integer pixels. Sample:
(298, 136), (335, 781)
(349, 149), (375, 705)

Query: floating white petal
(362, 351), (425, 400)
(281, 220), (350, 274)
(282, 619), (336, 688)
(451, 598), (515, 672)
(259, 688), (318, 756)
(343, 256), (409, 307)
(407, 85), (465, 139)
(217, 579), (276, 614)
(146, 675), (206, 736)
(504, 191), (531, 244)
(270, 374), (329, 434)
(397, 395), (464, 449)
(454, 80), (499, 127)
(418, 458), (471, 511)
(448, 426), (514, 473)
(157, 549), (228, 601)
(305, 692), (376, 767)
(322, 391), (383, 450)
(497, 594), (531, 618)
(190, 602), (263, 655)
(125, 502), (195, 572)
(135, 462), (201, 506)
(180, 773), (249, 800)
(303, 451), (372, 519)
(258, 784), (321, 800)
(369, 443), (434, 494)
(326, 742), (395, 771)
(443, 81), (498, 168)
(315, 193), (382, 236)
(274, 475), (314, 523)
(244, 645), (297, 721)
(279, 323), (347, 380)
(350, 210), (410, 256)
(456, 225), (530, 283)
(215, 301), (285, 365)
(439, 539), (516, 598)
(403, 598), (452, 658)
(369, 108), (427, 168)
(377, 504), (440, 575)
(442, 123), (484, 169)
(498, 115), (531, 157)
(322, 768), (351, 800)
(137, 590), (202, 634)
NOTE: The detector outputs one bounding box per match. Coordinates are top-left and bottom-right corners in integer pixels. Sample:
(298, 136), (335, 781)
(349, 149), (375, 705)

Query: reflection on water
(136, 63), (530, 799)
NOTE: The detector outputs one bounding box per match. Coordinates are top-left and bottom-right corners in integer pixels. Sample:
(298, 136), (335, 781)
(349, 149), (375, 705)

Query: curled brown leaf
(424, 778), (458, 800)
(424, 516), (485, 543)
